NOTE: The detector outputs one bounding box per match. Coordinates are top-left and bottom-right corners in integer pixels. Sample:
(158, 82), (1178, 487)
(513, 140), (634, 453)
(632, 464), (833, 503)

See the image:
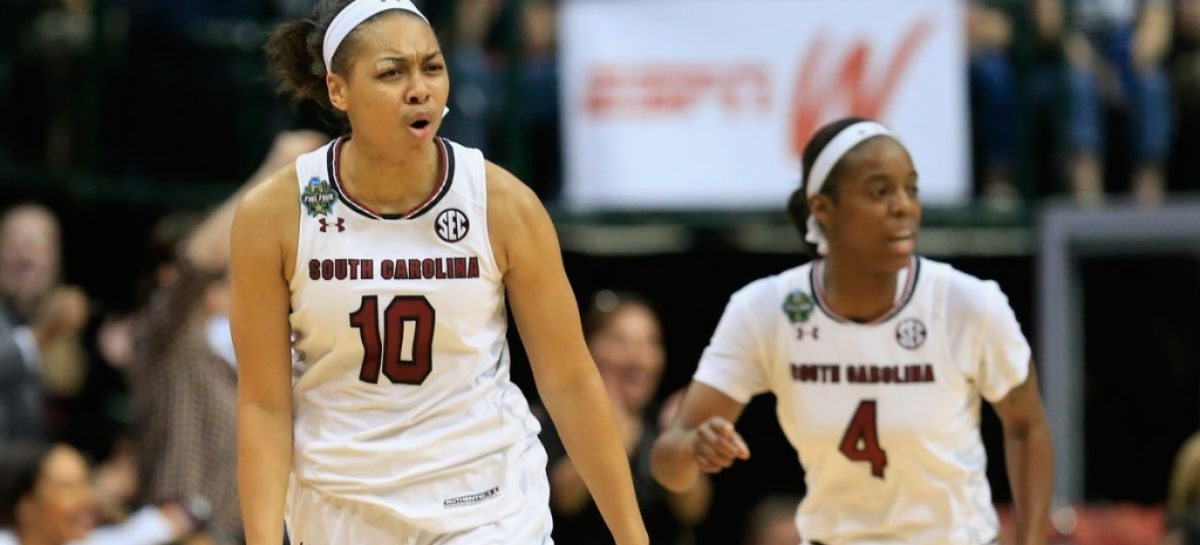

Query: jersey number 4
(838, 400), (888, 479)
(349, 295), (435, 385)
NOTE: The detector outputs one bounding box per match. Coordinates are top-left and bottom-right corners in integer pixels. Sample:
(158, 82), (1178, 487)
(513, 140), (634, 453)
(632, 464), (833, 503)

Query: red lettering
(791, 16), (935, 155)
(586, 63), (771, 118)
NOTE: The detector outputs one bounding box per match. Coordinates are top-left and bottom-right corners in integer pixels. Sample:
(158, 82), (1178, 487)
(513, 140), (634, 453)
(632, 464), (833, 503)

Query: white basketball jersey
(695, 257), (1031, 545)
(287, 137), (542, 533)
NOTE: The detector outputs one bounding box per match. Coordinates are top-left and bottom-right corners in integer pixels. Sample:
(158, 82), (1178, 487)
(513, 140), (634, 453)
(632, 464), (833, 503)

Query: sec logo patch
(436, 208), (469, 243)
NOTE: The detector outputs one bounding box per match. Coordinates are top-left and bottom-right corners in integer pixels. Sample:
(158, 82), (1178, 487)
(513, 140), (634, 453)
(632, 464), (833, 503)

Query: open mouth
(410, 119), (430, 130)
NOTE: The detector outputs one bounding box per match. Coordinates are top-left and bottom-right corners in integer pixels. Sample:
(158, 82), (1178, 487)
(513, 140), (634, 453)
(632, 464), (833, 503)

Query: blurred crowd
(0, 0), (563, 197)
(0, 0), (1199, 545)
(968, 0), (1200, 208)
(2, 0), (1200, 205)
(0, 129), (326, 545)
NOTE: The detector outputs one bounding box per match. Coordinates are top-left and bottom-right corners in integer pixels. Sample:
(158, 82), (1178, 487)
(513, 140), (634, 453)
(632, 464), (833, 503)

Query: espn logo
(581, 15), (935, 156)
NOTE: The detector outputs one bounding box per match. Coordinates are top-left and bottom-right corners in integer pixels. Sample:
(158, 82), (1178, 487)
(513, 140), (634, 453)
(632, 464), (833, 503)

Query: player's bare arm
(658, 392), (715, 523)
(651, 382), (750, 492)
(231, 167), (301, 545)
(665, 469), (713, 524)
(991, 360), (1054, 545)
(486, 161), (649, 545)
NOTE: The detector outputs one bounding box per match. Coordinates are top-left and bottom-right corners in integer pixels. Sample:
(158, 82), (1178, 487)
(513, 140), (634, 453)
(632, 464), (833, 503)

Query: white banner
(560, 0), (969, 210)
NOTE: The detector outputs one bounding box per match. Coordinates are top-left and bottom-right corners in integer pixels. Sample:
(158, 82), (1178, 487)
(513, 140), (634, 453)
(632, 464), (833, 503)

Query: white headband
(802, 120), (894, 255)
(322, 0), (428, 73)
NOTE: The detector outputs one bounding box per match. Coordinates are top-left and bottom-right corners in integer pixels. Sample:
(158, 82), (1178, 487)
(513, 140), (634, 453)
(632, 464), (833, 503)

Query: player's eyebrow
(378, 51), (444, 65)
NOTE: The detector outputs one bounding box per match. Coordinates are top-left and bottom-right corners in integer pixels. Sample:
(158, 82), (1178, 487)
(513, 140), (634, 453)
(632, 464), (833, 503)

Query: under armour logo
(319, 217), (345, 233)
(796, 326), (820, 341)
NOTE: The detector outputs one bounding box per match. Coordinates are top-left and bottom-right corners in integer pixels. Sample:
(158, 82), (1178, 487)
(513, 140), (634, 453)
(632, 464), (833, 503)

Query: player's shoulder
(482, 160), (549, 273)
(484, 159), (541, 215)
(775, 260), (816, 289)
(240, 134), (331, 218)
(237, 163), (301, 231)
(921, 257), (1007, 318)
(727, 261), (815, 310)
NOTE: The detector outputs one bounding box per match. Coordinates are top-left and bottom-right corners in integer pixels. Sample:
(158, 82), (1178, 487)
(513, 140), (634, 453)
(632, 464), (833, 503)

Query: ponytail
(265, 18), (332, 109)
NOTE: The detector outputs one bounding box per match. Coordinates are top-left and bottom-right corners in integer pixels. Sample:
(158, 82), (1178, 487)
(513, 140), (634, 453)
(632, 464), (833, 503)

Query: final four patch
(782, 290), (815, 323)
(301, 176), (336, 217)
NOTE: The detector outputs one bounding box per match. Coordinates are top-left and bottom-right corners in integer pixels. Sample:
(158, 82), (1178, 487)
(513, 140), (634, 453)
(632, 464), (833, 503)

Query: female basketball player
(651, 118), (1054, 545)
(231, 2), (647, 544)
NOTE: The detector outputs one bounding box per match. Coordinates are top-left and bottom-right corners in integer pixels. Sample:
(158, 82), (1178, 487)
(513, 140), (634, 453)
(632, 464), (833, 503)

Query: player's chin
(877, 240), (915, 270)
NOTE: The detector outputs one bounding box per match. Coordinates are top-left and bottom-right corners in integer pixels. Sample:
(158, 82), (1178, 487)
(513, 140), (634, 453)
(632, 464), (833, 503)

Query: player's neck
(340, 137), (441, 215)
(820, 255), (899, 323)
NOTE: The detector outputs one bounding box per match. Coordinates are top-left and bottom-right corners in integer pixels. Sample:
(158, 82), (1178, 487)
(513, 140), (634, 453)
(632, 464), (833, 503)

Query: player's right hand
(688, 416), (750, 474)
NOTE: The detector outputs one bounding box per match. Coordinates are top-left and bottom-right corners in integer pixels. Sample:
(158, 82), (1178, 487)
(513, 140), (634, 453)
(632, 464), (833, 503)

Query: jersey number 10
(349, 295), (436, 385)
(838, 400), (888, 479)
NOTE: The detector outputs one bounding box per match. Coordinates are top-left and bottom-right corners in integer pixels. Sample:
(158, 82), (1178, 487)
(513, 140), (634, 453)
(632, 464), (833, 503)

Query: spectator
(1063, 0), (1174, 205)
(968, 0), (1021, 208)
(439, 0), (501, 151)
(0, 204), (89, 444)
(126, 130), (325, 544)
(1164, 432), (1200, 545)
(437, 0), (561, 197)
(540, 290), (712, 545)
(1169, 0), (1200, 192)
(517, 0), (561, 198)
(0, 440), (200, 545)
(13, 0), (97, 169)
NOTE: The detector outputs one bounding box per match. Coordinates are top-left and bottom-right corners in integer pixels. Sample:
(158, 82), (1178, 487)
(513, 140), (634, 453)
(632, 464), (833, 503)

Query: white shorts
(286, 440), (553, 545)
